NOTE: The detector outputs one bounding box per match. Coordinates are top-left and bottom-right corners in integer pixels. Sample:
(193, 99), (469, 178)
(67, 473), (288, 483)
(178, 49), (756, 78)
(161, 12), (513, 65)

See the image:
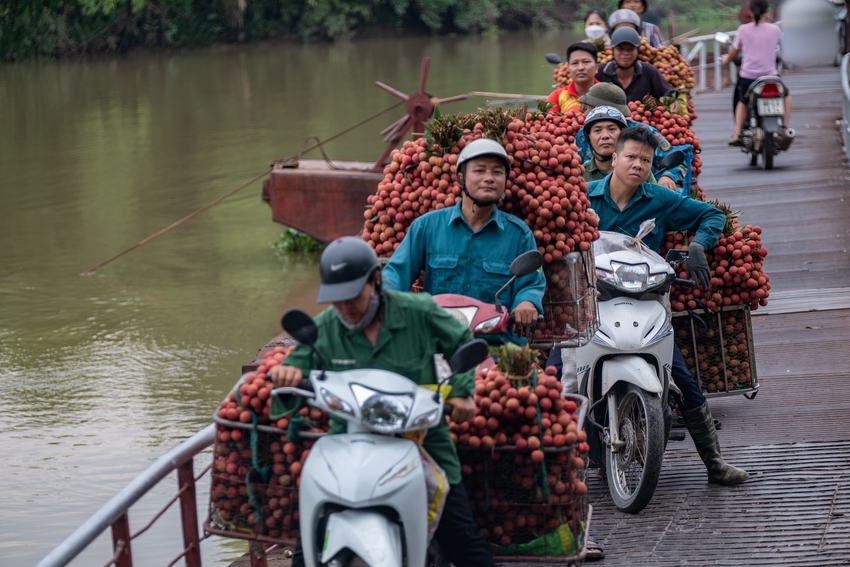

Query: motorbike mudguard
(601, 355), (663, 396)
(321, 509), (404, 567)
(761, 115), (781, 134)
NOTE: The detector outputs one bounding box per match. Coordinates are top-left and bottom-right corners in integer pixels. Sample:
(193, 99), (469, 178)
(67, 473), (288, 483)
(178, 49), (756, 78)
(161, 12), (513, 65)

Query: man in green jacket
(271, 236), (496, 567)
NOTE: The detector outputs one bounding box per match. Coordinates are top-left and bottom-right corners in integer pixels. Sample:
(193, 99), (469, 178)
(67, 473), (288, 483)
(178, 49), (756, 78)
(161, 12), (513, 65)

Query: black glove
(686, 242), (711, 290)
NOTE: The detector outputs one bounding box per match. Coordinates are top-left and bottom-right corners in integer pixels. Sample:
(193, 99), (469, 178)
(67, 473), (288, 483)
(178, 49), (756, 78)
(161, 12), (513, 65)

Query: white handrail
(840, 53), (850, 160)
(34, 424), (216, 567)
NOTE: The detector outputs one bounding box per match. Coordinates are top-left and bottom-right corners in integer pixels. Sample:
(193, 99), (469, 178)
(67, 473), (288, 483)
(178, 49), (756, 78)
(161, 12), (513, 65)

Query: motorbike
(431, 249), (544, 344)
(574, 223), (694, 514)
(274, 308), (489, 567)
(716, 32), (795, 170)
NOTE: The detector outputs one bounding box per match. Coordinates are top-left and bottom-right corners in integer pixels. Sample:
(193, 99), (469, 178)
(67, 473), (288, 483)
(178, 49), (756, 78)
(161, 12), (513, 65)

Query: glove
(686, 242), (711, 290)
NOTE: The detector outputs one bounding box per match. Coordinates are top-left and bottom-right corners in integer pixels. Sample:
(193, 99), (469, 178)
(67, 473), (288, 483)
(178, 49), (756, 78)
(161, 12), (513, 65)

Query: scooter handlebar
(674, 278), (698, 288)
(443, 404), (454, 416)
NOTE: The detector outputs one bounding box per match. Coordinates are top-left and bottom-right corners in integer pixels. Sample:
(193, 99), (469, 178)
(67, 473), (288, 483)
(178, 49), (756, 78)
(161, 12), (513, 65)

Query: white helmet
(456, 138), (511, 174)
(608, 9), (641, 32)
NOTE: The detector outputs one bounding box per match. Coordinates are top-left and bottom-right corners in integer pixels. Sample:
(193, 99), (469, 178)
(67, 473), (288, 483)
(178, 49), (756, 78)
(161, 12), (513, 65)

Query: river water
(0, 29), (589, 566)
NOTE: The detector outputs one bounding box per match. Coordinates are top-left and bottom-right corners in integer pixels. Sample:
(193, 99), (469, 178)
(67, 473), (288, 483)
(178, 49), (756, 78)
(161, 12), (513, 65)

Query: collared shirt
(283, 291), (475, 484)
(382, 203), (546, 316)
(641, 21), (665, 48)
(596, 60), (673, 102)
(546, 79), (599, 114)
(583, 157), (657, 184)
(587, 174), (725, 252)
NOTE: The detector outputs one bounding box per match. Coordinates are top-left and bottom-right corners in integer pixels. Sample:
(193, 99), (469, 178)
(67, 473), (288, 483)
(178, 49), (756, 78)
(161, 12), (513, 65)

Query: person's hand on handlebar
(447, 396), (476, 423)
(511, 301), (538, 328)
(657, 175), (678, 192)
(269, 365), (304, 388)
(686, 242), (711, 290)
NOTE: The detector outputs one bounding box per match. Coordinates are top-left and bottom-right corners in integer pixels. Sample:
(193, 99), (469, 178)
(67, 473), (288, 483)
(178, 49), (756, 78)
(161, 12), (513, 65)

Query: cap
(578, 83), (631, 116)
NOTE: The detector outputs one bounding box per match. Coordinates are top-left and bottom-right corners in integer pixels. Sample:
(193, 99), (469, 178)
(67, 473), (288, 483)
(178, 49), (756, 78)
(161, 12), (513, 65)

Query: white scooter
(575, 224), (695, 513)
(275, 309), (488, 567)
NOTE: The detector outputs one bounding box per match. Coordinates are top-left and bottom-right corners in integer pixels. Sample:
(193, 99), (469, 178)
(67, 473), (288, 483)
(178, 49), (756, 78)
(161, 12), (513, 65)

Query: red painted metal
(110, 514), (133, 567)
(177, 460), (202, 567)
(249, 542), (269, 567)
(372, 57), (467, 170)
(262, 159), (382, 244)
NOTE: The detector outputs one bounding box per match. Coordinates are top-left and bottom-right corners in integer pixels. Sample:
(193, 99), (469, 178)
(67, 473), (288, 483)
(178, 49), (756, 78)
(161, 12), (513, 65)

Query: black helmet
(317, 237), (380, 303)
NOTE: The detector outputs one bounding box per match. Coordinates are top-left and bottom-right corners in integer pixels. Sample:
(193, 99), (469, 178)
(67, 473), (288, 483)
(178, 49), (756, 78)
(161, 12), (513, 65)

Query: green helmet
(578, 83), (631, 116)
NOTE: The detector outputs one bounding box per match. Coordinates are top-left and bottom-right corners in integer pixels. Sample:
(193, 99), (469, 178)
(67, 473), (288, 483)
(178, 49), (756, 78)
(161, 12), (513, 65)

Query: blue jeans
(545, 344), (706, 410)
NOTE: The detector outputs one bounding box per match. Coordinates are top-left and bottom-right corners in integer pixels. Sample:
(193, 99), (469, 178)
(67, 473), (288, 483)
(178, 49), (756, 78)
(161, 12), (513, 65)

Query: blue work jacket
(382, 203), (546, 316)
(587, 175), (725, 252)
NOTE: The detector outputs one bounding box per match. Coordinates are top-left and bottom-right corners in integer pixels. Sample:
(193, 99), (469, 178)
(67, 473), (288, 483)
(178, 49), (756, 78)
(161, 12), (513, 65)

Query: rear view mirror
(449, 339), (490, 374)
(281, 309), (319, 347)
(665, 249), (688, 264)
(509, 250), (544, 278)
(545, 53), (563, 65)
(659, 150), (686, 171)
(714, 32), (731, 46)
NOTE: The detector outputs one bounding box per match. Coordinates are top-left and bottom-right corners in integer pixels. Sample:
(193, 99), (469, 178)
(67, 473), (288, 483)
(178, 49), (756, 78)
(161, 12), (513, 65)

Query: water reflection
(0, 28), (587, 566)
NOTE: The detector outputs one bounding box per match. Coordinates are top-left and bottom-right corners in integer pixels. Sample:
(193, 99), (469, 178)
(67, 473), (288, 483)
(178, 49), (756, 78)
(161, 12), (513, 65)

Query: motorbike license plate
(757, 98), (784, 116)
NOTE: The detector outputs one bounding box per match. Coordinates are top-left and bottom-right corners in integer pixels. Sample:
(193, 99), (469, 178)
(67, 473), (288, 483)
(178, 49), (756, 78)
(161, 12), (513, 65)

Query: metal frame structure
(35, 425), (216, 567)
(680, 31), (738, 93)
(841, 53), (850, 160)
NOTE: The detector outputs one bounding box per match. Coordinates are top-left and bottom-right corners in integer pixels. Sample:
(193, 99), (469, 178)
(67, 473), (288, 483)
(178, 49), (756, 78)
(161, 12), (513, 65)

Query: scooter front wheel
(605, 383), (665, 514)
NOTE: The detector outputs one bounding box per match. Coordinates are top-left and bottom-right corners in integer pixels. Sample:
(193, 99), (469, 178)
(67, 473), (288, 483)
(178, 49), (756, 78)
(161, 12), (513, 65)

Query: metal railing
(679, 31), (737, 93)
(35, 424), (216, 567)
(842, 53), (850, 160)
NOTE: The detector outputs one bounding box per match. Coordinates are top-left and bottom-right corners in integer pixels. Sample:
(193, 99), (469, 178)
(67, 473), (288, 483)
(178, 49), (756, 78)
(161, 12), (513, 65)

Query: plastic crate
(458, 394), (590, 564)
(672, 305), (759, 398)
(531, 251), (599, 349)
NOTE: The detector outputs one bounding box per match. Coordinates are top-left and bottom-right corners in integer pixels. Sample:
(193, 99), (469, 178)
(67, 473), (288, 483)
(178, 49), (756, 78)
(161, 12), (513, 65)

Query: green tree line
(0, 0), (730, 61)
(1, 0), (565, 60)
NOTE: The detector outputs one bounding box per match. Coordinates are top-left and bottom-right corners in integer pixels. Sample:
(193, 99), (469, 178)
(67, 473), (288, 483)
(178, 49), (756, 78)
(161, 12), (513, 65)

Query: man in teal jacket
(552, 126), (750, 486)
(382, 138), (546, 340)
(271, 236), (496, 567)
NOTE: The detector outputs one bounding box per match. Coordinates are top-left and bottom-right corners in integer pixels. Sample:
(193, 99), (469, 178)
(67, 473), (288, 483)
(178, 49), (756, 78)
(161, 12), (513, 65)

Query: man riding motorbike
(548, 126), (751, 486)
(576, 87), (693, 194)
(597, 27), (673, 102)
(546, 42), (600, 114)
(382, 138), (545, 343)
(271, 236), (496, 567)
(615, 0), (665, 47)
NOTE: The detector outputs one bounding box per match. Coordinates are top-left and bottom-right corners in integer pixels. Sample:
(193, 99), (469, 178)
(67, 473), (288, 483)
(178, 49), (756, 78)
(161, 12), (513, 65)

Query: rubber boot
(682, 402), (750, 486)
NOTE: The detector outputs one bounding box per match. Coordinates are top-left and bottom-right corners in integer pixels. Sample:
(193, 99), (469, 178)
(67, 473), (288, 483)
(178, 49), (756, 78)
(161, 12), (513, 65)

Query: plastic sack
(420, 446), (450, 542)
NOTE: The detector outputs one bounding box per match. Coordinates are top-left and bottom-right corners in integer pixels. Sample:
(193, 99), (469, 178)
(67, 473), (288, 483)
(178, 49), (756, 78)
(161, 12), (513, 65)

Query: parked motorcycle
(274, 308), (489, 567)
(574, 223), (694, 513)
(716, 32), (795, 170)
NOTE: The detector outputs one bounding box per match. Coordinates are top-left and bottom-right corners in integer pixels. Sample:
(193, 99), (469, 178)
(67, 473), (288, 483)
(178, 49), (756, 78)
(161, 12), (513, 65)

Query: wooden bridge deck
(585, 65), (850, 566)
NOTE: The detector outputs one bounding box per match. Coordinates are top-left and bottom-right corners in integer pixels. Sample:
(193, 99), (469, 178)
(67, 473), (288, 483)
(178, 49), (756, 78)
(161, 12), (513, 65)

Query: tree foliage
(0, 0), (573, 60)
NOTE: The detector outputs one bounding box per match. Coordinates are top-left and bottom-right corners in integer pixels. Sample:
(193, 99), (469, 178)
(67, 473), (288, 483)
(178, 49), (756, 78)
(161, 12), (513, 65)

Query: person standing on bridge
(596, 27), (673, 102)
(546, 42), (600, 114)
(722, 0), (791, 146)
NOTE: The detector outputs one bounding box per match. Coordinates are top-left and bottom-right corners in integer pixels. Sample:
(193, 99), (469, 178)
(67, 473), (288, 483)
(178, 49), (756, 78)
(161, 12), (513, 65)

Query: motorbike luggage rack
(671, 304), (759, 399)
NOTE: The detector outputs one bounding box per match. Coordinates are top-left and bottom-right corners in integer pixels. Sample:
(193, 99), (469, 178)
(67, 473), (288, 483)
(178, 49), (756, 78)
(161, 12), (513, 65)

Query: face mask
(335, 292), (381, 332)
(585, 25), (606, 40)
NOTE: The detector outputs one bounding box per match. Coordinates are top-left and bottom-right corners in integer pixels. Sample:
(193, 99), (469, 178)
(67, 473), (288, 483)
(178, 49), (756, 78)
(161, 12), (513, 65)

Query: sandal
(585, 538), (605, 561)
(727, 135), (743, 147)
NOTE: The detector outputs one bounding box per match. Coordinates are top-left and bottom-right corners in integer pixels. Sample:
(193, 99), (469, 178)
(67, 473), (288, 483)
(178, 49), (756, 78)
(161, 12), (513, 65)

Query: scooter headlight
(597, 262), (650, 292)
(442, 306), (478, 327)
(351, 384), (413, 433)
(409, 407), (442, 429)
(474, 316), (502, 334)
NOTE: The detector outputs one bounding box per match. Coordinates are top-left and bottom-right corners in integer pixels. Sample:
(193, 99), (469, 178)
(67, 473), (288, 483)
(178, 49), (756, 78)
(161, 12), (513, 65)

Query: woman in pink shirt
(722, 0), (791, 145)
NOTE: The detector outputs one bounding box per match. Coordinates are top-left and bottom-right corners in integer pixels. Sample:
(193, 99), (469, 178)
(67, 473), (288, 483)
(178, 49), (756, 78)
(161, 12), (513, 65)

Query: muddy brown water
(0, 30), (591, 567)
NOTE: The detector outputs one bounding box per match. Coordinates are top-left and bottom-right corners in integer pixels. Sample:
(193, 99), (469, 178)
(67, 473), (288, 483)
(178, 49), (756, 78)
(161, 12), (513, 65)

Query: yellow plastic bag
(419, 446), (450, 542)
